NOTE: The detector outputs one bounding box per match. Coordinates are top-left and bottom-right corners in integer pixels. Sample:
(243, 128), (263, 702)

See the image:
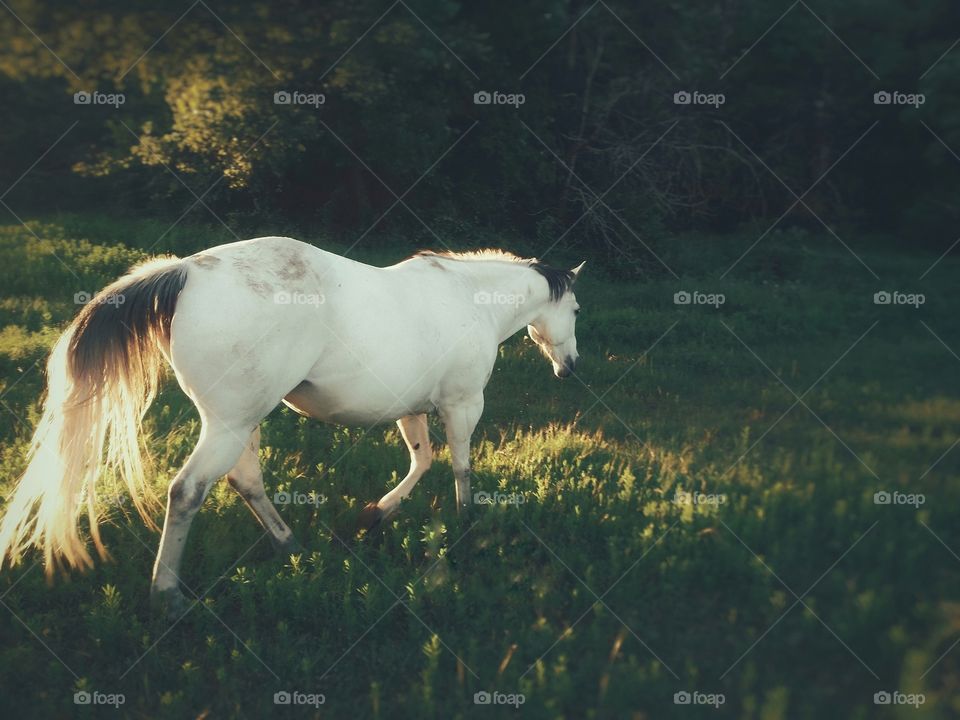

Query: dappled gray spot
(275, 247), (309, 282)
(232, 256), (275, 297)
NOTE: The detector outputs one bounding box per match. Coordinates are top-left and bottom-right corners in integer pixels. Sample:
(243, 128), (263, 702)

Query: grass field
(0, 216), (958, 718)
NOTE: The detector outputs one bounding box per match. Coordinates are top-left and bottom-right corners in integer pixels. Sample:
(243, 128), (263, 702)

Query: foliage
(0, 218), (957, 717)
(1, 1), (959, 256)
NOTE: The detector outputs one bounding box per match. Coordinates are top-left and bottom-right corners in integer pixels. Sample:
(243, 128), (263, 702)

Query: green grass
(0, 216), (958, 718)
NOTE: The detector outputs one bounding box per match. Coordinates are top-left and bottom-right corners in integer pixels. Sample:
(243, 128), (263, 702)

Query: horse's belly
(282, 379), (433, 425)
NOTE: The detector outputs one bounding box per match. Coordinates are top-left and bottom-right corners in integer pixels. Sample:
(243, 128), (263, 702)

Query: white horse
(0, 237), (583, 611)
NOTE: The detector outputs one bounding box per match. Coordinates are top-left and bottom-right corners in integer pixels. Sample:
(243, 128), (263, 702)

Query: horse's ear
(570, 261), (586, 281)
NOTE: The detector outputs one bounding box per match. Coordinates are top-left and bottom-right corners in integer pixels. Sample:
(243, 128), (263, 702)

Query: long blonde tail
(0, 256), (188, 576)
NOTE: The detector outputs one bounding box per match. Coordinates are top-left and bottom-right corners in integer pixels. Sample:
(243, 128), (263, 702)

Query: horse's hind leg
(226, 426), (301, 555)
(150, 424), (248, 614)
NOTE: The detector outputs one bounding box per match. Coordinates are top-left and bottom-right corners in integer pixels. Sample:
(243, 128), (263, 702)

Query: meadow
(0, 216), (958, 718)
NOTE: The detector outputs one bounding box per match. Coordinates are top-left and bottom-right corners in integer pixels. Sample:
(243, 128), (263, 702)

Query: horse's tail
(0, 256), (188, 577)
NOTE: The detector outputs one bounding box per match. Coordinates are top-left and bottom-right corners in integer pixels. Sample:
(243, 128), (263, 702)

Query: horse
(0, 236), (584, 612)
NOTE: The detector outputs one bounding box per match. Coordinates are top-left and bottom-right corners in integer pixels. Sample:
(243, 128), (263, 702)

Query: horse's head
(527, 261), (585, 378)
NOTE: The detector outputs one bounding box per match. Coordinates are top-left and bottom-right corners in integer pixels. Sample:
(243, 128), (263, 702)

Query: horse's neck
(465, 262), (549, 343)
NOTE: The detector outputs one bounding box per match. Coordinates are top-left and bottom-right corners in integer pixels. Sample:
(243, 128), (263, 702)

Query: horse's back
(166, 236), (496, 425)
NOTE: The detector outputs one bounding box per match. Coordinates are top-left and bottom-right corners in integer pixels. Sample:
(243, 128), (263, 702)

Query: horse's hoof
(150, 587), (191, 619)
(357, 502), (384, 535)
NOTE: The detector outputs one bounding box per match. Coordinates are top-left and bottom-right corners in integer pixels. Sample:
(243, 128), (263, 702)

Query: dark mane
(411, 249), (573, 301)
(530, 261), (574, 302)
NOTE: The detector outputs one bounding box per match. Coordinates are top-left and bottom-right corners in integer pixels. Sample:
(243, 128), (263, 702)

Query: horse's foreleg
(382, 414), (433, 515)
(227, 426), (301, 556)
(150, 425), (247, 615)
(358, 414), (432, 532)
(439, 395), (484, 513)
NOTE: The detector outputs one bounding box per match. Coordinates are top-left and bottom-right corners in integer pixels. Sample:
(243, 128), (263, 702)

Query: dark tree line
(1, 0), (958, 259)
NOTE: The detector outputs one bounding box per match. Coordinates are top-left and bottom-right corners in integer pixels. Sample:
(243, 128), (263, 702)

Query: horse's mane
(412, 249), (574, 301)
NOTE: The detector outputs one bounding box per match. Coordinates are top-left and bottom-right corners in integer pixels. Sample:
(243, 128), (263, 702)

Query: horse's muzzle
(555, 356), (577, 378)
